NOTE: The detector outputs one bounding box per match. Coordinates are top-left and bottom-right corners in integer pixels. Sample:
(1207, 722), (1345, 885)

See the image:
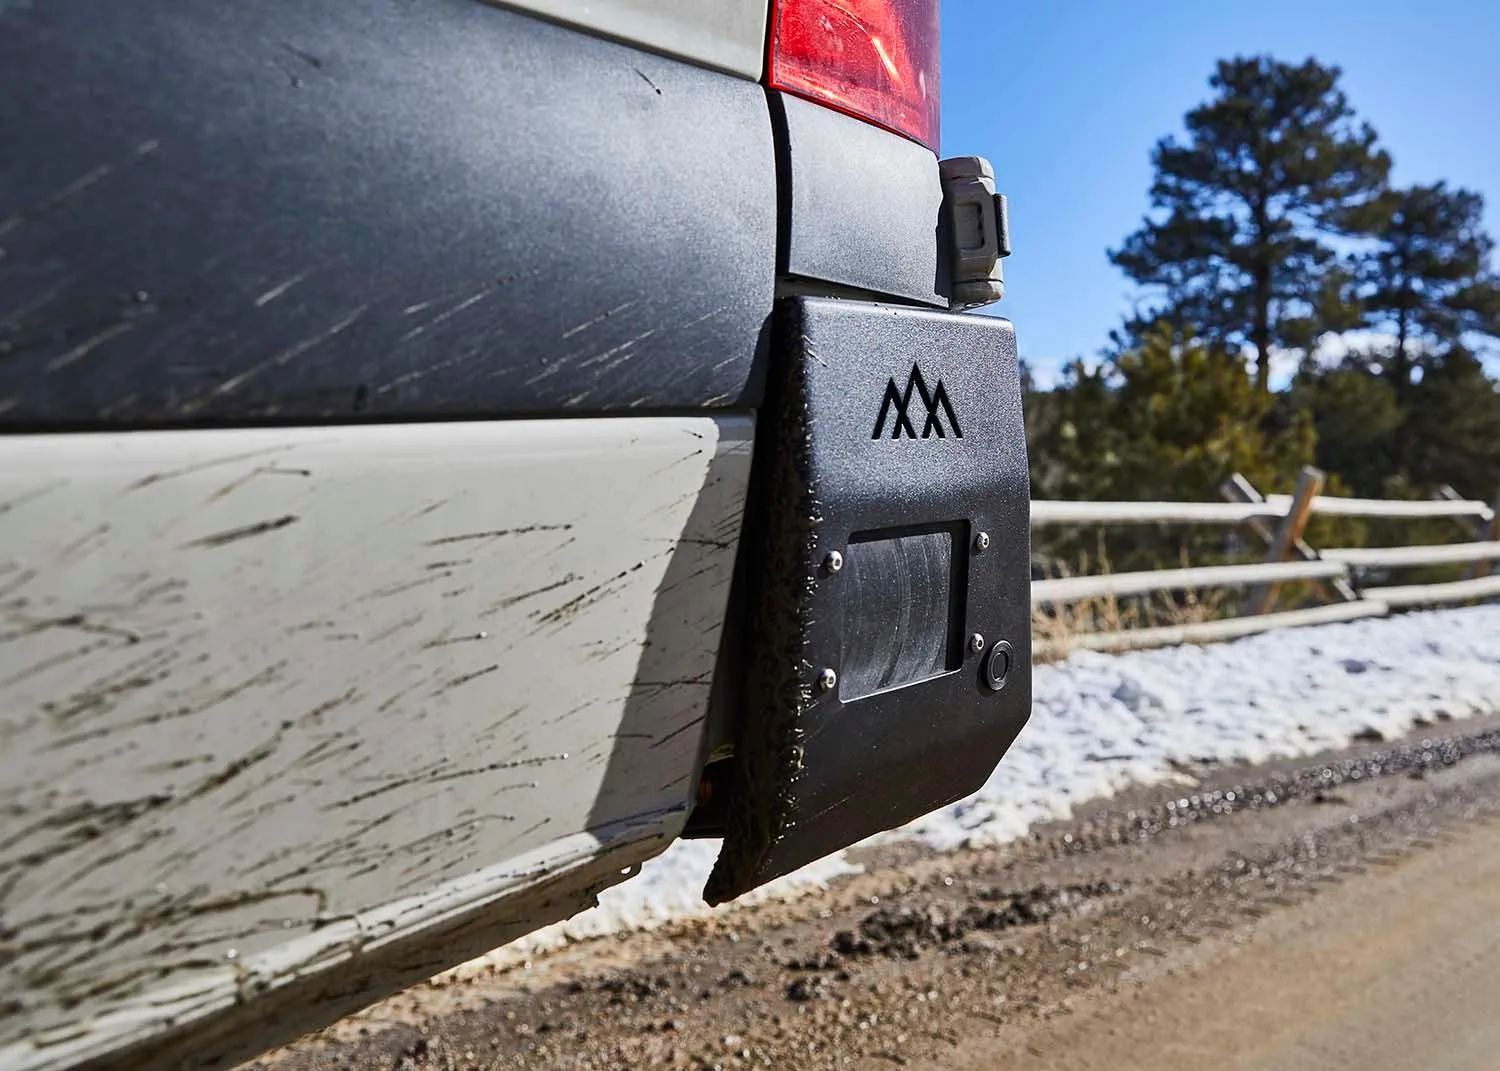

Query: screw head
(968, 632), (986, 654)
(817, 667), (838, 692)
(823, 550), (844, 574)
(973, 531), (991, 553)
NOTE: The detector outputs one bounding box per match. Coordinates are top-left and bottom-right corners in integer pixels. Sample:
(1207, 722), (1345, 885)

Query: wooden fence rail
(1031, 466), (1500, 655)
(1263, 495), (1494, 521)
(1057, 601), (1389, 654)
(1031, 559), (1349, 606)
(1363, 575), (1500, 608)
(1032, 493), (1495, 527)
(1029, 500), (1281, 526)
(1318, 541), (1500, 569)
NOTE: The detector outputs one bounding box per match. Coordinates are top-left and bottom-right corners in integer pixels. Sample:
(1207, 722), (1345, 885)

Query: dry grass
(1026, 485), (1498, 663)
(1031, 547), (1231, 663)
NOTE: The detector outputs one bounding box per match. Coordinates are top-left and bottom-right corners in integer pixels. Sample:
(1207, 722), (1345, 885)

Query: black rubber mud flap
(705, 296), (1032, 904)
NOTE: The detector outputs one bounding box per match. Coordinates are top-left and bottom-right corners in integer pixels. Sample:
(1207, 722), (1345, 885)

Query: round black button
(982, 639), (1012, 692)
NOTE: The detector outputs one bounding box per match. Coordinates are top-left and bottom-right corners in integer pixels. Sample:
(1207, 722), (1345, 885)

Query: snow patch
(456, 604), (1500, 976)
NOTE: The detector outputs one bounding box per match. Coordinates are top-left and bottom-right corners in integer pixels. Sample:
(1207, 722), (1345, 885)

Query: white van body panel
(493, 0), (770, 79)
(0, 415), (752, 1070)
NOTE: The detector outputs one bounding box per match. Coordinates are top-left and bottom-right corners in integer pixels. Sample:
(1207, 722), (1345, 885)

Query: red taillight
(769, 0), (940, 152)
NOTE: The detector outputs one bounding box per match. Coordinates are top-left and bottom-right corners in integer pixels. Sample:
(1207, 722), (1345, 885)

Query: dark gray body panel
(776, 93), (948, 307)
(0, 0), (776, 426)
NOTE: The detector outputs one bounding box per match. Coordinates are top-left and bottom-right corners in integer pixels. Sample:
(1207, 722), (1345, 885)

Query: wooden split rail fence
(1030, 466), (1500, 654)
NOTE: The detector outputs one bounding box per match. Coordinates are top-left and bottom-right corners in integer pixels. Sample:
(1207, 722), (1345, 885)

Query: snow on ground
(450, 604), (1500, 976)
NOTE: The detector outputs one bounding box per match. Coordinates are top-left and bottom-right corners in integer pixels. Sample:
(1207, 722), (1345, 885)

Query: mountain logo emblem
(871, 364), (963, 439)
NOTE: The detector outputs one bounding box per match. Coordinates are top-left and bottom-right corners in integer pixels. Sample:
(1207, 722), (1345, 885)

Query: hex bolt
(983, 640), (1013, 692)
(817, 667), (838, 692)
(973, 531), (991, 553)
(968, 632), (986, 655)
(823, 550), (844, 574)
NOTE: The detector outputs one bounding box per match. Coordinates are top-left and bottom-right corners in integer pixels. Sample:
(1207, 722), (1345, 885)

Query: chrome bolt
(817, 667), (838, 692)
(968, 632), (986, 655)
(973, 531), (991, 552)
(823, 550), (844, 574)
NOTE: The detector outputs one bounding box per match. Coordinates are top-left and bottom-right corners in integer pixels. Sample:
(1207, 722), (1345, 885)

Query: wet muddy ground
(246, 713), (1500, 1070)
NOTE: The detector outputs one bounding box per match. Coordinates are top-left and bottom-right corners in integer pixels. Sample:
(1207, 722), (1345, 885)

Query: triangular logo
(871, 364), (963, 439)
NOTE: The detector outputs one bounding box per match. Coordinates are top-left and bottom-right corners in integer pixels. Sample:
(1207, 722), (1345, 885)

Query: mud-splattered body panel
(0, 418), (752, 1069)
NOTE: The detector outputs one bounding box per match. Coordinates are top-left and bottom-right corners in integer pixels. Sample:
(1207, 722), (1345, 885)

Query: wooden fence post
(1249, 467), (1326, 614)
(1435, 484), (1500, 580)
(1221, 467), (1356, 608)
(1477, 498), (1500, 579)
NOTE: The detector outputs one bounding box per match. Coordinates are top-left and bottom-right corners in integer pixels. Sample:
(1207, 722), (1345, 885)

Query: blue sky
(940, 0), (1500, 383)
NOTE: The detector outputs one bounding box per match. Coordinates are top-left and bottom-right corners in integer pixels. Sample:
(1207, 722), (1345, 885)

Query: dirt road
(964, 807), (1500, 1071)
(249, 716), (1500, 1071)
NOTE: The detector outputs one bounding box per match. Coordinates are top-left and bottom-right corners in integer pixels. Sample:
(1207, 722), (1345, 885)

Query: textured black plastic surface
(776, 94), (947, 308)
(0, 1), (775, 426)
(707, 297), (1031, 902)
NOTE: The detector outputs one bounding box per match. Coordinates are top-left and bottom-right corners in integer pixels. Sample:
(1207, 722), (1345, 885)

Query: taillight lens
(769, 0), (941, 152)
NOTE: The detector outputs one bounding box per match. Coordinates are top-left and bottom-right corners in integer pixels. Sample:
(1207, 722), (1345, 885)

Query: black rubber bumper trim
(774, 92), (948, 309)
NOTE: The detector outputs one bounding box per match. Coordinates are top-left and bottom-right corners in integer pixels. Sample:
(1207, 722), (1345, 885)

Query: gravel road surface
(247, 714), (1500, 1071)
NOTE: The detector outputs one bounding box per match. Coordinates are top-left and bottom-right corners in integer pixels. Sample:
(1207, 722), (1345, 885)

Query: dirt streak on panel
(424, 524), (573, 547)
(127, 445), (299, 491)
(184, 515), (299, 549)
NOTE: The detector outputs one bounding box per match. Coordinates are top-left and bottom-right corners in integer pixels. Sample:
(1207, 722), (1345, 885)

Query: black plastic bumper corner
(706, 297), (1032, 903)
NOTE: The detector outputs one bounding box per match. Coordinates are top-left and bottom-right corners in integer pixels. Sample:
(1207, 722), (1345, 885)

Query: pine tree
(1103, 324), (1315, 501)
(1030, 324), (1316, 571)
(1349, 182), (1500, 399)
(1286, 356), (1402, 497)
(1111, 56), (1390, 392)
(1405, 345), (1500, 498)
(1027, 357), (1118, 505)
